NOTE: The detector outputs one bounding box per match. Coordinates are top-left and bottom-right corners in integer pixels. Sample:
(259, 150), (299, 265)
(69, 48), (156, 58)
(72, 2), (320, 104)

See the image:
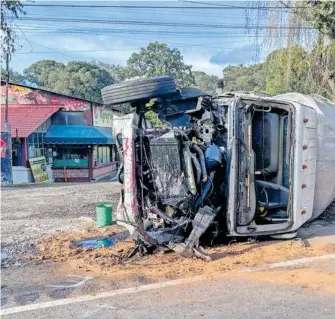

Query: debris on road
(71, 231), (129, 249)
(30, 224), (335, 284)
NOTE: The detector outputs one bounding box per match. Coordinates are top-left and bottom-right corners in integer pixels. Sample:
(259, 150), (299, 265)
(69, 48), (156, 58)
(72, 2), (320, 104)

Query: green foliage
(23, 60), (115, 102)
(308, 43), (335, 98)
(222, 45), (332, 98)
(1, 1), (25, 60)
(223, 63), (266, 92)
(266, 46), (310, 95)
(307, 1), (335, 39)
(192, 71), (220, 95)
(126, 42), (195, 87)
(1, 67), (26, 84)
(144, 99), (165, 128)
(44, 61), (114, 102)
(8, 41), (334, 102)
(23, 60), (65, 87)
(93, 61), (129, 83)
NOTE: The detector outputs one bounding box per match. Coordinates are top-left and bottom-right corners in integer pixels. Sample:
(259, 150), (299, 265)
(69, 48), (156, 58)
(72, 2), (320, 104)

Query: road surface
(2, 257), (335, 318)
(1, 183), (334, 318)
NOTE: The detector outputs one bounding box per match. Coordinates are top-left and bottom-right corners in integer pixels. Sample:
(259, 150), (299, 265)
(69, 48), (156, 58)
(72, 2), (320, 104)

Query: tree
(1, 1), (25, 61)
(23, 60), (65, 87)
(223, 63), (266, 92)
(192, 71), (219, 95)
(93, 61), (129, 83)
(305, 1), (335, 40)
(308, 43), (335, 99)
(266, 46), (310, 95)
(245, 1), (334, 99)
(126, 42), (195, 87)
(45, 61), (114, 102)
(1, 67), (26, 84)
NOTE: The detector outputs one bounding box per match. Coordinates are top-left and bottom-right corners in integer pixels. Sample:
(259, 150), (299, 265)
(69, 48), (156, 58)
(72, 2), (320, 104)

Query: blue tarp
(44, 125), (114, 145)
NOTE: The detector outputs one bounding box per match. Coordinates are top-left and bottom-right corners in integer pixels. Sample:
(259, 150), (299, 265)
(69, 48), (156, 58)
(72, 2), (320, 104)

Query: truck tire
(101, 76), (177, 105)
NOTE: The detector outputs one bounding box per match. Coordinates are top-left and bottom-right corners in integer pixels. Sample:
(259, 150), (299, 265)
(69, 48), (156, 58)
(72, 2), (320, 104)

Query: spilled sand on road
(30, 224), (335, 291)
(237, 266), (335, 293)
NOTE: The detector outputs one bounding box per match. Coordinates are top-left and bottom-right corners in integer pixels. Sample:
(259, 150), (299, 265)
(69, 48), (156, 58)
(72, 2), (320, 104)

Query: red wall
(52, 168), (89, 182)
(1, 83), (94, 111)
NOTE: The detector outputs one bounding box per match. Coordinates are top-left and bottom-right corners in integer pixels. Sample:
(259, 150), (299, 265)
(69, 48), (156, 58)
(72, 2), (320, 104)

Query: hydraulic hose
(194, 175), (213, 209)
(190, 153), (201, 185)
(190, 143), (208, 182)
(182, 143), (197, 196)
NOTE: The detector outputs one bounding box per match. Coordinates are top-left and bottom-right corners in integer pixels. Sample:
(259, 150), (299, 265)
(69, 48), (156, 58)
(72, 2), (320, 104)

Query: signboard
(29, 156), (50, 183)
(0, 83), (90, 110)
(1, 132), (13, 185)
(93, 105), (113, 127)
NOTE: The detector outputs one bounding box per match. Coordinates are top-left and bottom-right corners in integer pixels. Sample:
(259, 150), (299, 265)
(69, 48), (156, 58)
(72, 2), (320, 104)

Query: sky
(9, 0), (278, 76)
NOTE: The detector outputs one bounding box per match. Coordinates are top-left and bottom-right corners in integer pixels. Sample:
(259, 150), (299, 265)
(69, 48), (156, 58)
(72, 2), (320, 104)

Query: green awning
(44, 125), (114, 145)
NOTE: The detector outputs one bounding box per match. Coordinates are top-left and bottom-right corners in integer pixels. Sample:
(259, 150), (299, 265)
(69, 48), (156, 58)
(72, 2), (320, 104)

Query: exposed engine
(133, 96), (229, 258)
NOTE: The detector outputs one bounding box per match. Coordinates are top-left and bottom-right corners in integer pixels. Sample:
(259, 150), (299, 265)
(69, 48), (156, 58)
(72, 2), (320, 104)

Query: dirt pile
(31, 225), (131, 265)
(31, 225), (335, 283)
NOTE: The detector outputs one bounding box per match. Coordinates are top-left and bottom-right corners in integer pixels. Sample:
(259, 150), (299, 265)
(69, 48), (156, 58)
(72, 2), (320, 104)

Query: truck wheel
(101, 76), (177, 105)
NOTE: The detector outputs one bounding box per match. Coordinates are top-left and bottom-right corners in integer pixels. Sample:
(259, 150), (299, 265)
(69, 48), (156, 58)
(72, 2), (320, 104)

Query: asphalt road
(2, 270), (335, 319)
(1, 184), (334, 318)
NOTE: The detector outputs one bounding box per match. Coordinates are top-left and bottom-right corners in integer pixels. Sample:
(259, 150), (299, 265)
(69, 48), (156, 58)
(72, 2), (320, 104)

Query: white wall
(12, 166), (34, 184)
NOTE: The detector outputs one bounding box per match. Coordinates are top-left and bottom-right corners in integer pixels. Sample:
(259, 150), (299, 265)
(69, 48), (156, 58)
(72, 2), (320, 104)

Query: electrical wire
(25, 39), (74, 59)
(22, 3), (310, 9)
(12, 17), (313, 30)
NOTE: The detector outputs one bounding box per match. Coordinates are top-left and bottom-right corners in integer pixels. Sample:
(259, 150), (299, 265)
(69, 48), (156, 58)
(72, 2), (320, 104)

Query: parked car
(102, 76), (335, 258)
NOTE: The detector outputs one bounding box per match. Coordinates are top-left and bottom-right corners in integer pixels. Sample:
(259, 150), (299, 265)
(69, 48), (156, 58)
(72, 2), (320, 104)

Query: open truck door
(225, 95), (318, 237)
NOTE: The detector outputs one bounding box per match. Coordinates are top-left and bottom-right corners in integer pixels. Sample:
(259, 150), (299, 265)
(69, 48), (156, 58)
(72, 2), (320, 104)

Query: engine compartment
(131, 96), (228, 255)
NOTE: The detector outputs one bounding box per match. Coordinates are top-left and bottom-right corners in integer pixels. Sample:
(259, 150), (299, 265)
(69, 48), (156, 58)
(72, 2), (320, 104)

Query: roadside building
(1, 82), (119, 184)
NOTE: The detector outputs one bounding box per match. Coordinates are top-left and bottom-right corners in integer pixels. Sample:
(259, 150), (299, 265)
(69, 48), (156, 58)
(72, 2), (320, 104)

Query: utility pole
(2, 48), (13, 185)
(5, 51), (9, 133)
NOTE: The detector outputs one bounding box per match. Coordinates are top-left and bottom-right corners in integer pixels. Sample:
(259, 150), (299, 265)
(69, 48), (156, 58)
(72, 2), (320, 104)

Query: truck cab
(104, 77), (335, 257)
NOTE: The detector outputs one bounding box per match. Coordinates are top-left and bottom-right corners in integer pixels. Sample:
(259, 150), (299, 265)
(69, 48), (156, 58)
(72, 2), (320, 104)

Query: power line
(13, 17), (314, 30)
(179, 0), (294, 12)
(14, 49), (139, 54)
(14, 26), (256, 43)
(26, 39), (74, 59)
(11, 27), (295, 38)
(13, 43), (249, 54)
(22, 3), (310, 9)
(14, 22), (34, 53)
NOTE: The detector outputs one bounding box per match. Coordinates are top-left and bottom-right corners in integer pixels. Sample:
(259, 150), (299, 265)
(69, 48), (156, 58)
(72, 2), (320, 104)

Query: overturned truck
(102, 76), (335, 258)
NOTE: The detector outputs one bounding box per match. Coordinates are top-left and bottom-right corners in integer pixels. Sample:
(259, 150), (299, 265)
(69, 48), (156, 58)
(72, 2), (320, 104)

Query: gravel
(305, 200), (335, 227)
(1, 181), (333, 268)
(1, 182), (122, 268)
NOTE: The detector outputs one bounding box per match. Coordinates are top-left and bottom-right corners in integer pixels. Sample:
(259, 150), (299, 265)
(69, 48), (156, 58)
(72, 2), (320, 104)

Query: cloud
(186, 57), (223, 76)
(40, 35), (136, 65)
(210, 44), (259, 66)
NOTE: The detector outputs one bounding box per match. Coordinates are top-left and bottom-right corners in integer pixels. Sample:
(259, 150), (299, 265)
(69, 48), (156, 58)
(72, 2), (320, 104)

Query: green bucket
(96, 203), (113, 227)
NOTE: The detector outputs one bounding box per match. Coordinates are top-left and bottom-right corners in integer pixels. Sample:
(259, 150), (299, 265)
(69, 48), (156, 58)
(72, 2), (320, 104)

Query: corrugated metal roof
(0, 104), (60, 137)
